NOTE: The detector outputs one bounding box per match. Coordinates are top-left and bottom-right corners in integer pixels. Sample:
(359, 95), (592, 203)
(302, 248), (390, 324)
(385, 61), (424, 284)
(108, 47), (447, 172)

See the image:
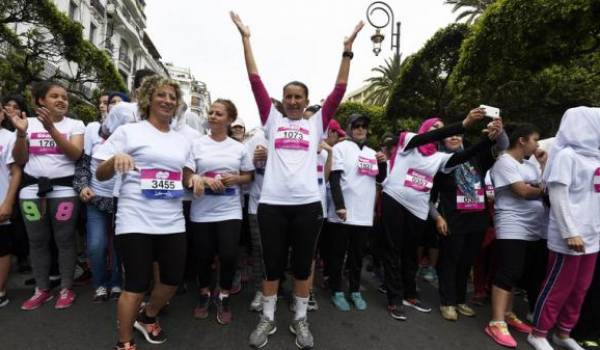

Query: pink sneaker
(21, 288), (53, 311)
(485, 321), (517, 348)
(506, 313), (533, 334)
(55, 289), (76, 309)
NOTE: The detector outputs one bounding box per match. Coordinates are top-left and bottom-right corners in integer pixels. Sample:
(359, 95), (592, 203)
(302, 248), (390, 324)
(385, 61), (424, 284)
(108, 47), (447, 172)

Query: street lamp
(366, 1), (401, 57)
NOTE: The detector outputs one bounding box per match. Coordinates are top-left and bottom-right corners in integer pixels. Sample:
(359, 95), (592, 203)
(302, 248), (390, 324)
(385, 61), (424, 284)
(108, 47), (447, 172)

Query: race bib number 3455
(140, 169), (184, 199)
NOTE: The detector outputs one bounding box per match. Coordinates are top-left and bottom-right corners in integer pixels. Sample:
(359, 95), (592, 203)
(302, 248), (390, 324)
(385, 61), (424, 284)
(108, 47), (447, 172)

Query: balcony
(90, 0), (105, 15)
(118, 52), (132, 71)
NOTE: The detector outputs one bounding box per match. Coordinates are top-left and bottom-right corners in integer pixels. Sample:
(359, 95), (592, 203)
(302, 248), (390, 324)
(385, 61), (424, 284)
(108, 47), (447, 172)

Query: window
(89, 23), (97, 44)
(68, 1), (78, 20)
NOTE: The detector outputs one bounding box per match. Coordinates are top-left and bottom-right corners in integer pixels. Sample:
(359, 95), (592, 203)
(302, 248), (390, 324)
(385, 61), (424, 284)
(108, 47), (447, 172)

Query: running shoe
(422, 266), (438, 283)
(440, 306), (458, 321)
(377, 284), (387, 294)
(0, 294), (9, 308)
(113, 341), (137, 350)
(485, 321), (517, 348)
(249, 316), (277, 349)
(93, 286), (108, 303)
(193, 293), (211, 320)
(331, 292), (350, 311)
(110, 286), (122, 301)
(21, 288), (53, 310)
(387, 304), (407, 321)
(250, 291), (263, 312)
(230, 270), (242, 295)
(403, 298), (432, 313)
(578, 339), (600, 350)
(457, 304), (476, 317)
(506, 313), (533, 334)
(134, 313), (167, 344)
(527, 334), (554, 350)
(289, 317), (314, 349)
(307, 290), (319, 311)
(215, 295), (232, 325)
(552, 334), (585, 350)
(55, 288), (76, 309)
(350, 292), (367, 311)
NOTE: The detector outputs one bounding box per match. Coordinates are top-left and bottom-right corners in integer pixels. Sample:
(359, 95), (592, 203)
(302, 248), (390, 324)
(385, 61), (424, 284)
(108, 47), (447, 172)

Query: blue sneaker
(331, 292), (350, 311)
(350, 292), (367, 311)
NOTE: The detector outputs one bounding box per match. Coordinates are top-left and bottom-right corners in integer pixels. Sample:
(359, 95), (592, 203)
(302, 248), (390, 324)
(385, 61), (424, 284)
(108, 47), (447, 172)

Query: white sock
(552, 334), (584, 350)
(527, 334), (555, 350)
(294, 295), (309, 320)
(262, 294), (277, 321)
(219, 292), (229, 300)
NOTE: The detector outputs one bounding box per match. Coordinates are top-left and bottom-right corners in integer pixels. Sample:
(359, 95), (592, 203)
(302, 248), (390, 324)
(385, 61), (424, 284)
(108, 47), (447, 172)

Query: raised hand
(35, 107), (54, 132)
(344, 21), (365, 51)
(463, 107), (485, 129)
(230, 11), (250, 38)
(7, 110), (28, 134)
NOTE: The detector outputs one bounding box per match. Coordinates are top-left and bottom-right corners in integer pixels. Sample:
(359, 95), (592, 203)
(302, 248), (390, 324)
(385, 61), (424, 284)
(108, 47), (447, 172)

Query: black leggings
(381, 193), (426, 305)
(257, 202), (323, 281)
(191, 220), (241, 291)
(116, 233), (186, 293)
(328, 223), (370, 293)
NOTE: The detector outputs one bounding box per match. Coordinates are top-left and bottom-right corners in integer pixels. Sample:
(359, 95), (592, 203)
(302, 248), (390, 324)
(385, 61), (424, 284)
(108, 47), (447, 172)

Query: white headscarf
(543, 106), (600, 182)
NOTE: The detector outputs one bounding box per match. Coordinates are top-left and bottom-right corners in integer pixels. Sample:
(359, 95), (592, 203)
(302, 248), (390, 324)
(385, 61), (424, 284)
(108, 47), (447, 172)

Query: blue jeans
(86, 204), (121, 289)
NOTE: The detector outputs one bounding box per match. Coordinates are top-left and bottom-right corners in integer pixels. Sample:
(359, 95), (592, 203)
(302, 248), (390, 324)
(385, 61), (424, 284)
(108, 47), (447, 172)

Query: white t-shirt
(176, 124), (202, 201)
(187, 136), (254, 222)
(84, 122), (115, 198)
(246, 133), (268, 215)
(21, 117), (85, 199)
(317, 149), (328, 217)
(260, 106), (324, 206)
(329, 140), (377, 226)
(491, 153), (546, 240)
(94, 121), (193, 235)
(382, 133), (452, 220)
(547, 148), (600, 254)
(0, 129), (16, 225)
(84, 121), (101, 154)
(103, 102), (139, 135)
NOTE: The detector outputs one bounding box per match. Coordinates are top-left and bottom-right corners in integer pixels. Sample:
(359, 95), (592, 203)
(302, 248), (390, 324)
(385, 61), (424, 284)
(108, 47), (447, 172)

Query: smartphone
(479, 105), (500, 119)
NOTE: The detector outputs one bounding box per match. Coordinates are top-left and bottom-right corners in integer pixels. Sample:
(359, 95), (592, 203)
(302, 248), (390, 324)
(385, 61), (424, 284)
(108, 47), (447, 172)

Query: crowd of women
(0, 11), (598, 350)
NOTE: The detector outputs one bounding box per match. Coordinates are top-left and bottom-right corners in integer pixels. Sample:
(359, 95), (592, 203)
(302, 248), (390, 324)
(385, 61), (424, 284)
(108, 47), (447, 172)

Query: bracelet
(17, 131), (27, 138)
(342, 51), (354, 59)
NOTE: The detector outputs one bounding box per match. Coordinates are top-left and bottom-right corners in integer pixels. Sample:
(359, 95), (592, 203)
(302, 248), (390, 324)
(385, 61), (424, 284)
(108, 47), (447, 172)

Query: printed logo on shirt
(140, 169), (184, 199)
(204, 171), (237, 196)
(357, 156), (378, 177)
(457, 184), (485, 211)
(404, 168), (434, 192)
(594, 168), (600, 193)
(29, 132), (67, 155)
(274, 126), (309, 151)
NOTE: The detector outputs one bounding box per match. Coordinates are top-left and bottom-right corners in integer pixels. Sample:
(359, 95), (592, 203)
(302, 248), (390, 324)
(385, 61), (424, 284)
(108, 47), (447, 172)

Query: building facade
(165, 63), (211, 124)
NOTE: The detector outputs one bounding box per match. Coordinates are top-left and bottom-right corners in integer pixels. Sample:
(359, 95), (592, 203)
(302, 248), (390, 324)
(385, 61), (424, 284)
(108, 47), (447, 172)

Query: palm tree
(444, 0), (495, 24)
(364, 54), (402, 106)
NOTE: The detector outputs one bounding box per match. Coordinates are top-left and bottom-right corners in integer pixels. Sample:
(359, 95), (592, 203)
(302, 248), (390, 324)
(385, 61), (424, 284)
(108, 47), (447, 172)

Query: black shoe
(387, 304), (407, 321)
(0, 294), (9, 308)
(377, 285), (387, 294)
(402, 299), (432, 313)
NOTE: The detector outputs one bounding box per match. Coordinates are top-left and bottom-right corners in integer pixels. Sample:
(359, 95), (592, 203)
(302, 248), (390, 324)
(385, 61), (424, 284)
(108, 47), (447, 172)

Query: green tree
(364, 54), (402, 106)
(449, 0), (600, 135)
(386, 23), (470, 123)
(0, 0), (126, 101)
(444, 0), (495, 24)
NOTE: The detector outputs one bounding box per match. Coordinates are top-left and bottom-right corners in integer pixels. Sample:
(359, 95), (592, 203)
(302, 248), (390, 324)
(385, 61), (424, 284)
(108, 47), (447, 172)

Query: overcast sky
(145, 0), (457, 130)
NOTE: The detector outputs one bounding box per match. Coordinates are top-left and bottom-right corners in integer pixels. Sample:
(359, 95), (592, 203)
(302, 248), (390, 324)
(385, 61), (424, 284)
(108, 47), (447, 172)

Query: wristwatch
(342, 51), (354, 59)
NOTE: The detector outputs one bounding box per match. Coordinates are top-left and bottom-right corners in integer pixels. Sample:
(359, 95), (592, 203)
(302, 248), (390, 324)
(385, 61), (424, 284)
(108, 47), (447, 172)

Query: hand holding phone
(479, 105), (500, 119)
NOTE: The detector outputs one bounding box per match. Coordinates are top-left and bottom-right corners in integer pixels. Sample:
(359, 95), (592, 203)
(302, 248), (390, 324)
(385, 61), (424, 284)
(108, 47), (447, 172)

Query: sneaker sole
(0, 299), (9, 308)
(55, 300), (76, 309)
(133, 321), (167, 345)
(289, 326), (313, 350)
(251, 326), (277, 349)
(402, 300), (432, 313)
(21, 295), (54, 311)
(389, 312), (407, 321)
(216, 313), (232, 325)
(484, 327), (516, 348)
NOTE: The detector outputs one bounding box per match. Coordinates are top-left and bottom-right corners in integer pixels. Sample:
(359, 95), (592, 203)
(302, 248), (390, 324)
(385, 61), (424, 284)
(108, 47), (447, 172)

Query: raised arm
(321, 22), (364, 126)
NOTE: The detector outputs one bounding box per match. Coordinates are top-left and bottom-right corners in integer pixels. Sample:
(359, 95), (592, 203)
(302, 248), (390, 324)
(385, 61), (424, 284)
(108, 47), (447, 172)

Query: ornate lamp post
(366, 1), (401, 57)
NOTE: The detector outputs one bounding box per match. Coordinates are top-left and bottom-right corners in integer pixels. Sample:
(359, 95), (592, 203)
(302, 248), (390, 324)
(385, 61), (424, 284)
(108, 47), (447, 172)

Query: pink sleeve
(321, 83), (347, 129)
(249, 74), (272, 124)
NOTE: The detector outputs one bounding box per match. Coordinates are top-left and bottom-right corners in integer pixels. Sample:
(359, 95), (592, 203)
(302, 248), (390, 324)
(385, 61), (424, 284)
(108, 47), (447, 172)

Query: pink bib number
(140, 169), (184, 199)
(594, 168), (600, 193)
(274, 127), (309, 151)
(357, 156), (378, 177)
(404, 169), (433, 192)
(457, 184), (485, 211)
(29, 132), (65, 155)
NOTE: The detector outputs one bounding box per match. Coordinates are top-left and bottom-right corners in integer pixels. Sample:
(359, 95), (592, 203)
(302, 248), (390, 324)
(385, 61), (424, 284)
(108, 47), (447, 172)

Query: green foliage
(444, 0), (496, 24)
(364, 54), (402, 106)
(386, 23), (470, 124)
(70, 99), (99, 125)
(449, 0), (600, 135)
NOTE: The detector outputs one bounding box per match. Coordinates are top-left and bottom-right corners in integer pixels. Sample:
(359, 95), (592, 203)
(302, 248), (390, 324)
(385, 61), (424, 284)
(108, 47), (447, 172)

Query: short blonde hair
(137, 75), (183, 120)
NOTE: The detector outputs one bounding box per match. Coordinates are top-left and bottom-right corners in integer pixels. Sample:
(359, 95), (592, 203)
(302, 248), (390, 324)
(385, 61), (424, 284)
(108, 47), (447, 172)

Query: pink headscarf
(416, 117), (442, 156)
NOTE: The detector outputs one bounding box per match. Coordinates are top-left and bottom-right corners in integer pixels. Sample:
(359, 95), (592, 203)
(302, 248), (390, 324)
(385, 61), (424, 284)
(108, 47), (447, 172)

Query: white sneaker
(250, 291), (263, 312)
(552, 334), (585, 350)
(527, 334), (555, 350)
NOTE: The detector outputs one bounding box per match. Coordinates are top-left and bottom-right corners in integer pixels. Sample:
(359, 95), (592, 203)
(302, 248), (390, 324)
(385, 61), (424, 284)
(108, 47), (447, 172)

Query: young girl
(527, 107), (600, 350)
(10, 81), (85, 311)
(231, 11), (362, 349)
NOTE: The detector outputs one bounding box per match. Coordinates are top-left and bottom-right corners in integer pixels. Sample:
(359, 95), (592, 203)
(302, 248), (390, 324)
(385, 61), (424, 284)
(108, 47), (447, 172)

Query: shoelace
(96, 287), (108, 296)
(147, 322), (162, 337)
(59, 290), (72, 299)
(296, 320), (310, 336)
(256, 318), (273, 332)
(493, 323), (510, 335)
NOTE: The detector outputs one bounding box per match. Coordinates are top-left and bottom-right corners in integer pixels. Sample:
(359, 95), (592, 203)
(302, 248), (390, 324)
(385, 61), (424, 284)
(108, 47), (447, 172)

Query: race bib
(140, 169), (184, 199)
(274, 126), (309, 151)
(29, 132), (66, 155)
(594, 168), (600, 193)
(485, 184), (495, 198)
(457, 184), (485, 211)
(204, 171), (236, 196)
(357, 156), (378, 177)
(404, 169), (433, 192)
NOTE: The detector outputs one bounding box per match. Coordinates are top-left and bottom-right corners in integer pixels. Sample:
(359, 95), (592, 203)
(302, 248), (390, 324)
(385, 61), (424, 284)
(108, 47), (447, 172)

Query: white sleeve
(83, 124), (97, 155)
(263, 106), (281, 140)
(185, 141), (198, 172)
(492, 156), (522, 188)
(93, 126), (127, 161)
(71, 120), (86, 135)
(331, 144), (345, 172)
(546, 149), (573, 186)
(4, 133), (16, 165)
(549, 182), (578, 239)
(240, 146), (255, 172)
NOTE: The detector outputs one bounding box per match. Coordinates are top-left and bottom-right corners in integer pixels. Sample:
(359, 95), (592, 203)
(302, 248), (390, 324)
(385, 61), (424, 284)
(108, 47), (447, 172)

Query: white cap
(231, 119), (245, 128)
